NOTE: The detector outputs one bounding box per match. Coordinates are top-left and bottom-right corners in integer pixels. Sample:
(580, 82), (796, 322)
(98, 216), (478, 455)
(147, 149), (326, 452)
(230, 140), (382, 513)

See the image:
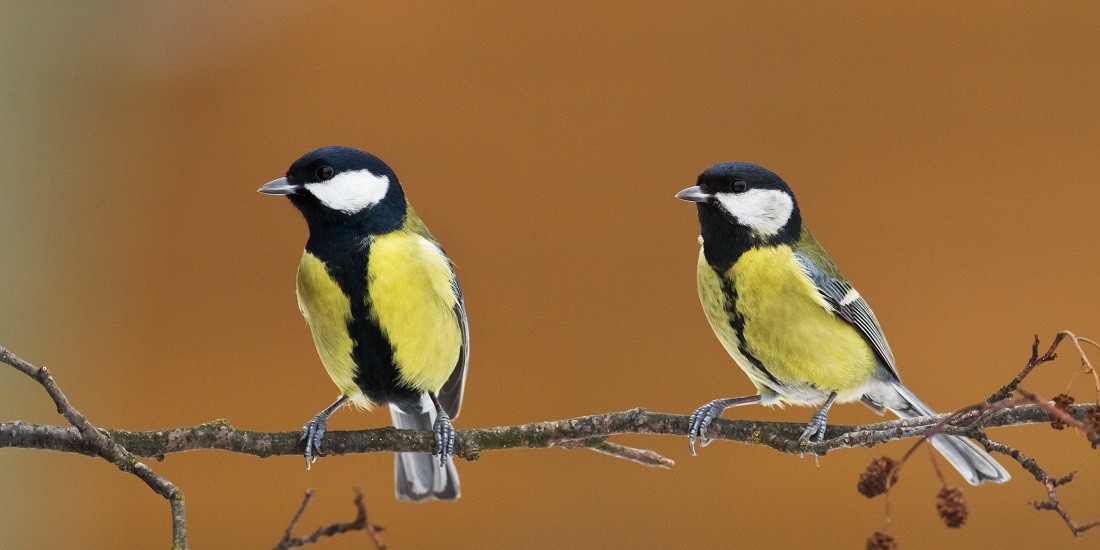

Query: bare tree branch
(3, 402), (1097, 464)
(977, 434), (1100, 536)
(863, 332), (1100, 541)
(273, 490), (385, 550)
(987, 333), (1065, 403)
(0, 346), (188, 549)
(6, 332), (1100, 544)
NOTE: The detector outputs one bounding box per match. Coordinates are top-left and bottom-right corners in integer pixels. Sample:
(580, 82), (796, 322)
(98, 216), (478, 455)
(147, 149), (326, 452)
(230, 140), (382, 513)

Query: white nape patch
(305, 169), (390, 214)
(714, 188), (794, 237)
(697, 235), (704, 245)
(840, 288), (861, 306)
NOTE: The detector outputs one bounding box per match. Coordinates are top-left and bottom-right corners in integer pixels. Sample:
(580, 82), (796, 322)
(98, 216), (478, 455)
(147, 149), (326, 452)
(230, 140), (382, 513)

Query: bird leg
(688, 395), (762, 455)
(429, 392), (455, 468)
(798, 391), (838, 446)
(300, 395), (348, 470)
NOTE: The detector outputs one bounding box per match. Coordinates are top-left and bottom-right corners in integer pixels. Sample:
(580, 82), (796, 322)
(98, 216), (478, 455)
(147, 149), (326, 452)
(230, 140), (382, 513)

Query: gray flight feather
(438, 278), (469, 420)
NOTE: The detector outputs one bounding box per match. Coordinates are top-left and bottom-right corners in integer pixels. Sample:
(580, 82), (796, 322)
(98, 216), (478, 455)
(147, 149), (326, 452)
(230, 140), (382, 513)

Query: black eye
(315, 165), (335, 181)
(732, 179), (748, 193)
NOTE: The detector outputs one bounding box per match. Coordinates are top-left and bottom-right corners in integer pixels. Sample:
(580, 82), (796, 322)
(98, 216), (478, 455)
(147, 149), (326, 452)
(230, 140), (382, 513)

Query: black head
(676, 162), (803, 269)
(696, 162), (793, 197)
(259, 146), (407, 234)
(676, 162), (801, 239)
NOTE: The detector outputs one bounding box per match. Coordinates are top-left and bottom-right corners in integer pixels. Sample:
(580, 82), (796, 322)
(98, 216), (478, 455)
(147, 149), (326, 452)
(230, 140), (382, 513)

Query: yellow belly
(296, 252), (362, 400)
(367, 232), (461, 393)
(697, 245), (875, 403)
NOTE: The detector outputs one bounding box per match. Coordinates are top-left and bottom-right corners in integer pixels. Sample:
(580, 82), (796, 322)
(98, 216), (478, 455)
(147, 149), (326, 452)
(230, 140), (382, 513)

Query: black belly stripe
(718, 270), (783, 387)
(306, 228), (422, 409)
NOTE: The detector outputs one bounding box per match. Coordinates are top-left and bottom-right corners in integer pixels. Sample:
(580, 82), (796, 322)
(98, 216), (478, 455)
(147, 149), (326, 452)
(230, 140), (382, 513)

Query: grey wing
(794, 252), (900, 381)
(437, 278), (469, 419)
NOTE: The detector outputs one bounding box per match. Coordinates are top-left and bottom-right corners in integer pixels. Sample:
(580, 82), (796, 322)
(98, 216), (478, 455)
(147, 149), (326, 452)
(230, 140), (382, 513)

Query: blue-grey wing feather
(794, 252), (900, 381)
(437, 277), (469, 419)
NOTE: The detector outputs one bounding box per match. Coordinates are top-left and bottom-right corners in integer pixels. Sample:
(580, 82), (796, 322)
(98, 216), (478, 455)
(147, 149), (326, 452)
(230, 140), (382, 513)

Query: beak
(675, 186), (713, 203)
(257, 177), (301, 196)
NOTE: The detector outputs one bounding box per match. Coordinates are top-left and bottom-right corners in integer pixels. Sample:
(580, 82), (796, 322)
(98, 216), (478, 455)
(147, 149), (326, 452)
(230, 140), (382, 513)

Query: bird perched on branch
(676, 162), (1009, 485)
(260, 146), (468, 501)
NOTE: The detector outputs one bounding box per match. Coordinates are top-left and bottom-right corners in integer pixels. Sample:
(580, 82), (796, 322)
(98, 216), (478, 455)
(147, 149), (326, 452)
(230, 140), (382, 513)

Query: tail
(885, 383), (1010, 486)
(389, 394), (460, 501)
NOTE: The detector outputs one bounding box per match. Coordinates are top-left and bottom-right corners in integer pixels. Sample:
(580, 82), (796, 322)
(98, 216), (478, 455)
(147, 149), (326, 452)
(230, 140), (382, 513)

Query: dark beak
(258, 177), (301, 196)
(675, 186), (713, 203)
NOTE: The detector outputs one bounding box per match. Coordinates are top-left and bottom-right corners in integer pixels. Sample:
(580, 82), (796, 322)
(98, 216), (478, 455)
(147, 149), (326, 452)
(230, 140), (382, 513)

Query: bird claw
(798, 406), (830, 447)
(301, 414), (329, 470)
(688, 400), (726, 456)
(433, 409), (456, 468)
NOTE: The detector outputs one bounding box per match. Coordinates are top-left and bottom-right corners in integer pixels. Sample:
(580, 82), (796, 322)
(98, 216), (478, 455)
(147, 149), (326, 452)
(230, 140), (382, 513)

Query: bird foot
(799, 406), (830, 447)
(433, 409), (456, 468)
(301, 413), (330, 470)
(688, 399), (728, 456)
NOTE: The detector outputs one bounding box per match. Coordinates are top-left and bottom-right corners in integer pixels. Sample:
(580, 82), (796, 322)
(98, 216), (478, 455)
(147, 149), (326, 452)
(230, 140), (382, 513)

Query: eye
(315, 165), (335, 181)
(732, 179), (748, 193)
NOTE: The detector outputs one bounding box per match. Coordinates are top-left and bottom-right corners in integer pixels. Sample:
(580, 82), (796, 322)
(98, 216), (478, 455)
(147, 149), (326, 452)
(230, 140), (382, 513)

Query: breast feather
(732, 246), (875, 399)
(296, 252), (363, 400)
(366, 233), (461, 393)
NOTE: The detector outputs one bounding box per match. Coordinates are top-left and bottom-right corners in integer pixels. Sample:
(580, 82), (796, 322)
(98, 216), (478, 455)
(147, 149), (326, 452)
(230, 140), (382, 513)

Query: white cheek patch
(714, 188), (794, 237)
(305, 169), (390, 214)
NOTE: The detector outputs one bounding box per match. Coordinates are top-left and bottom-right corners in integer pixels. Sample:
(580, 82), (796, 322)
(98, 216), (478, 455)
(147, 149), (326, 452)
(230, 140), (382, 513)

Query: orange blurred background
(2, 2), (1099, 548)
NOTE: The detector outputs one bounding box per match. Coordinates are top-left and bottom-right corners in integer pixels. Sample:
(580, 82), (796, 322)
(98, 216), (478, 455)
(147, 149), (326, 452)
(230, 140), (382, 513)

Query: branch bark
(5, 332), (1100, 544)
(0, 346), (188, 549)
(3, 403), (1095, 463)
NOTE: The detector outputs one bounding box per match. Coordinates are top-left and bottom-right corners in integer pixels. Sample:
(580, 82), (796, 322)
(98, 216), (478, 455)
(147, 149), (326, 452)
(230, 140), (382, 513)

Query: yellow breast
(367, 232), (461, 393)
(296, 252), (362, 400)
(698, 245), (876, 402)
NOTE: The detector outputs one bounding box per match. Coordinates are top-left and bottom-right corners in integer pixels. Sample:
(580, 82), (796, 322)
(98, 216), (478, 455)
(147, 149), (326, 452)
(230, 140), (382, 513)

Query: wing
(437, 276), (469, 419)
(793, 250), (900, 382)
(401, 211), (468, 419)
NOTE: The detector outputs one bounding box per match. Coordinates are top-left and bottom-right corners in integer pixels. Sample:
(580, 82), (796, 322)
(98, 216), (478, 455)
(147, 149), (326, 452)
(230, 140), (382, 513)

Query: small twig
(280, 490), (315, 544)
(588, 439), (675, 469)
(988, 333), (1065, 403)
(273, 490), (385, 550)
(1059, 331), (1100, 403)
(927, 444), (948, 488)
(0, 346), (188, 549)
(558, 437), (675, 468)
(862, 334), (1100, 539)
(977, 434), (1100, 536)
(872, 334), (1100, 538)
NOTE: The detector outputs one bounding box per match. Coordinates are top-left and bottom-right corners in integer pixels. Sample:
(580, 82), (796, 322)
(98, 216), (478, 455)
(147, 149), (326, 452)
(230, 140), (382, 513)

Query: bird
(259, 146), (469, 501)
(675, 162), (1009, 486)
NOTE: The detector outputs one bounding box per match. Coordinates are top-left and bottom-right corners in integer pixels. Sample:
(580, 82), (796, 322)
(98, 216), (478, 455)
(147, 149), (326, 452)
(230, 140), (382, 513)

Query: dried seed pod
(1086, 407), (1100, 449)
(1086, 406), (1100, 433)
(936, 486), (968, 528)
(857, 457), (899, 498)
(1050, 394), (1075, 430)
(865, 531), (897, 550)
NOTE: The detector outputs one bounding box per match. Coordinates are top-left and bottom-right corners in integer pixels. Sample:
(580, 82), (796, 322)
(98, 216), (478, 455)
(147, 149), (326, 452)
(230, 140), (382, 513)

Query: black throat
(697, 202), (802, 272)
(294, 188), (424, 409)
(294, 181), (407, 305)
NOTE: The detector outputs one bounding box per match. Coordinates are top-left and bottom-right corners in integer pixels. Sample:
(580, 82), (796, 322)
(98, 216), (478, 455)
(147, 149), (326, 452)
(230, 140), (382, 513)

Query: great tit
(260, 146), (468, 501)
(676, 162), (1009, 486)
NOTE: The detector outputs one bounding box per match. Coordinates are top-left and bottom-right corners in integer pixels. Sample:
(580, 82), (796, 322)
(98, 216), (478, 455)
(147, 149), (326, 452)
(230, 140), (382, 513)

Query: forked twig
(273, 490), (386, 550)
(0, 346), (188, 549)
